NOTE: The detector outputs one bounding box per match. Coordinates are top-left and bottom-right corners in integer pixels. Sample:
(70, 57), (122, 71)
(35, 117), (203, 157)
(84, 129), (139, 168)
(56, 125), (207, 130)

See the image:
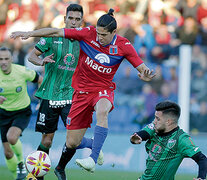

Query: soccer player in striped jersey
(11, 8), (155, 180)
(0, 47), (43, 180)
(130, 101), (207, 180)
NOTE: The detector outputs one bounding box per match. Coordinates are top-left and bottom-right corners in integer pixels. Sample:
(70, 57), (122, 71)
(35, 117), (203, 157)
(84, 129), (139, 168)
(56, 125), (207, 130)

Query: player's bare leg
(76, 98), (111, 172)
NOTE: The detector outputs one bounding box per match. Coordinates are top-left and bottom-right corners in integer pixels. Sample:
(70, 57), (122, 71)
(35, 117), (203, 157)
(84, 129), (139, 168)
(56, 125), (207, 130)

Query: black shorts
(0, 105), (32, 143)
(35, 99), (72, 134)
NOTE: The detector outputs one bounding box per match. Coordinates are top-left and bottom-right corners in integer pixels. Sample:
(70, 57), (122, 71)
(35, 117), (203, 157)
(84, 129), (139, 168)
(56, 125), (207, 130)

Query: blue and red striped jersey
(64, 26), (143, 92)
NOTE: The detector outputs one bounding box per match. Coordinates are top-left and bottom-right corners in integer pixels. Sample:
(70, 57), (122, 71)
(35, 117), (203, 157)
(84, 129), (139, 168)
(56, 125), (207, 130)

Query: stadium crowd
(1, 0), (207, 133)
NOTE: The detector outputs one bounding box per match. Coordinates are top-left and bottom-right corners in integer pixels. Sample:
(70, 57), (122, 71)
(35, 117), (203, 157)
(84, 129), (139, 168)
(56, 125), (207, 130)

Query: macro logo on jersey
(95, 53), (110, 64)
(167, 139), (176, 149)
(85, 56), (112, 73)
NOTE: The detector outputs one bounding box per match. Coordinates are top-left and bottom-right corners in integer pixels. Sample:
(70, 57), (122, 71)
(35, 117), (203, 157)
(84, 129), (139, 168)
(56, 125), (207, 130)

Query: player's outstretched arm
(192, 152), (207, 180)
(136, 63), (156, 82)
(10, 28), (64, 40)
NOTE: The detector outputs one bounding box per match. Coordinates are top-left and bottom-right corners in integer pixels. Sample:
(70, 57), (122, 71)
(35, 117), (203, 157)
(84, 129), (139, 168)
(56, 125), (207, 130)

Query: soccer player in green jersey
(26, 4), (83, 180)
(0, 46), (43, 180)
(130, 101), (207, 180)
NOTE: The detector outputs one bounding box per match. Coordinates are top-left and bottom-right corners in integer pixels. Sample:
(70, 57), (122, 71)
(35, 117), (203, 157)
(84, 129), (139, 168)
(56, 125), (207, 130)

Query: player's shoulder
(116, 35), (132, 48)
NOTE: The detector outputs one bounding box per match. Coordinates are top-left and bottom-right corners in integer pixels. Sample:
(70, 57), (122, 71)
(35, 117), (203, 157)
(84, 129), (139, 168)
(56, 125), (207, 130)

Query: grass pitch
(0, 166), (196, 180)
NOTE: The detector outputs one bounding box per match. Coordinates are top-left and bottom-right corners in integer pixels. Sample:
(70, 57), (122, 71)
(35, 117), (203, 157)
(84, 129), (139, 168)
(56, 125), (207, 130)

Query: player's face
(96, 26), (116, 46)
(153, 111), (167, 133)
(0, 50), (12, 74)
(64, 11), (83, 28)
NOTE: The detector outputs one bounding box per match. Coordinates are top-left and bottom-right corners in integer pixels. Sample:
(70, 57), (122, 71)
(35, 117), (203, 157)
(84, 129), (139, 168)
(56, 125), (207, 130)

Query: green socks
(5, 155), (17, 179)
(10, 139), (23, 163)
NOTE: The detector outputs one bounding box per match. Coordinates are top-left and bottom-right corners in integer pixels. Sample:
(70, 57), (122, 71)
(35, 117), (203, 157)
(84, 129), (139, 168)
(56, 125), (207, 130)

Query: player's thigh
(60, 103), (72, 126)
(0, 123), (12, 143)
(12, 106), (32, 132)
(36, 100), (60, 133)
(7, 127), (22, 144)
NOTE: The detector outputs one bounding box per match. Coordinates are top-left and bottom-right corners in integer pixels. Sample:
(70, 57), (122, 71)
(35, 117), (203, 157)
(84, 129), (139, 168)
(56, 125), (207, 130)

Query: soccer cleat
(54, 167), (66, 180)
(97, 150), (104, 166)
(26, 173), (37, 180)
(16, 162), (27, 180)
(76, 157), (95, 173)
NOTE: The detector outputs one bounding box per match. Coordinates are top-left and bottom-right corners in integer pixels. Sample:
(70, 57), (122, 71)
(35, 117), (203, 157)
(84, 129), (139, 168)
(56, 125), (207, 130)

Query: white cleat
(97, 150), (104, 166)
(76, 157), (95, 173)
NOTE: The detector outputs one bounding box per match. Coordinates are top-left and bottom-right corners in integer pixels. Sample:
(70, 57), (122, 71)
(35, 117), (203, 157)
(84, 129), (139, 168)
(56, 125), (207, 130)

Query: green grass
(0, 166), (196, 180)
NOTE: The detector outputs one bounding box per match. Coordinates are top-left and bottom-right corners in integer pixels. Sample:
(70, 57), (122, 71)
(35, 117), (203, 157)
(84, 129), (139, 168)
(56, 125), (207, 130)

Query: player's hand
(130, 133), (142, 144)
(42, 54), (55, 66)
(0, 96), (7, 104)
(10, 31), (31, 40)
(138, 69), (156, 82)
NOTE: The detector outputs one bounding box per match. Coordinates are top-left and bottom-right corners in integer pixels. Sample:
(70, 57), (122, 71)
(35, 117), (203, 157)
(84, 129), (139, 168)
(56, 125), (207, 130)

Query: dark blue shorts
(0, 105), (32, 142)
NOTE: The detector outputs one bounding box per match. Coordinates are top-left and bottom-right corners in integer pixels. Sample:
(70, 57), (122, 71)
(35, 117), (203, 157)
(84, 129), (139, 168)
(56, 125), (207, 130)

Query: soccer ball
(25, 151), (51, 177)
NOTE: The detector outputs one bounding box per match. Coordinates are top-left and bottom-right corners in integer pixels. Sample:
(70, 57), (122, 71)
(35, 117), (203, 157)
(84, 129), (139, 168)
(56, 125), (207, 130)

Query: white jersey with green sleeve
(0, 64), (36, 111)
(140, 123), (201, 180)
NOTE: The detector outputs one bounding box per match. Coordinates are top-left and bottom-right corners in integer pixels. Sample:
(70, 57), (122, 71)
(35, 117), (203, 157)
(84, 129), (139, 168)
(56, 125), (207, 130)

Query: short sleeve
(178, 134), (201, 158)
(35, 37), (52, 53)
(142, 123), (156, 137)
(23, 67), (36, 82)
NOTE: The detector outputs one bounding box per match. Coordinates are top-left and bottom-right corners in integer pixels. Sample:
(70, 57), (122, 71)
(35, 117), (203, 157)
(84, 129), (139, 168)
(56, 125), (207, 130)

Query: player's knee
(96, 108), (109, 119)
(42, 139), (53, 148)
(7, 135), (17, 145)
(67, 139), (80, 149)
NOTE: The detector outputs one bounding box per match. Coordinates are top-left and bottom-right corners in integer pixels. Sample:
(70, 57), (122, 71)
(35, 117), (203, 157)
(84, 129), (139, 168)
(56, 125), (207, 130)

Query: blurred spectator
(0, 0), (19, 42)
(151, 24), (172, 64)
(175, 0), (200, 20)
(133, 23), (156, 62)
(5, 10), (35, 43)
(36, 0), (57, 29)
(147, 0), (165, 29)
(132, 83), (158, 128)
(158, 82), (178, 102)
(149, 65), (165, 94)
(191, 101), (207, 132)
(163, 0), (184, 33)
(12, 38), (26, 65)
(19, 0), (40, 23)
(116, 66), (143, 95)
(197, 0), (207, 24)
(191, 67), (207, 101)
(191, 45), (207, 71)
(196, 17), (207, 57)
(166, 66), (179, 94)
(170, 16), (198, 55)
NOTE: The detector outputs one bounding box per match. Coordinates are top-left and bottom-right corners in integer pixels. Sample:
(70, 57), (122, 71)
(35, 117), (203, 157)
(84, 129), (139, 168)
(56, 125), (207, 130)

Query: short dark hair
(0, 46), (12, 55)
(97, 8), (117, 33)
(66, 4), (83, 17)
(155, 101), (181, 123)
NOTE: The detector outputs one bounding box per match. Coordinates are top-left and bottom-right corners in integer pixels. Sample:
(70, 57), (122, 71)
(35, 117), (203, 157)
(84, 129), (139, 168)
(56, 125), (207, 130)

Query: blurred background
(0, 0), (207, 178)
